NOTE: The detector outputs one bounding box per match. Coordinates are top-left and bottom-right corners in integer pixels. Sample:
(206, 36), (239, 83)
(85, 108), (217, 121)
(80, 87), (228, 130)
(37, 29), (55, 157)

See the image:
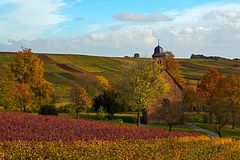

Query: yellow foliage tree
(183, 84), (199, 112)
(119, 59), (169, 126)
(0, 65), (16, 109)
(96, 75), (112, 91)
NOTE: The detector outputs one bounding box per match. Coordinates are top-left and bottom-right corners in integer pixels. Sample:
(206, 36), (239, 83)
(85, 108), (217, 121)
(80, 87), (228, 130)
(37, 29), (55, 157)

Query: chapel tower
(152, 39), (165, 67)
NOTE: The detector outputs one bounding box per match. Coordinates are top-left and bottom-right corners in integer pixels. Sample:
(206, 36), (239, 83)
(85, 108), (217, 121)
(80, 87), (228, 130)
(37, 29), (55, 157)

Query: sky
(0, 0), (240, 58)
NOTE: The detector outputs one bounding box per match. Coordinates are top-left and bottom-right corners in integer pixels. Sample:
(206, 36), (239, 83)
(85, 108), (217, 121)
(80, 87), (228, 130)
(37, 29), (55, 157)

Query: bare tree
(158, 99), (184, 131)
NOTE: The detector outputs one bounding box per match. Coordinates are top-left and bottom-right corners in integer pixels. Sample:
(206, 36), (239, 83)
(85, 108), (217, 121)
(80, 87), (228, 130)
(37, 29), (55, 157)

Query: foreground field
(0, 111), (196, 141)
(1, 111), (240, 159)
(1, 137), (240, 159)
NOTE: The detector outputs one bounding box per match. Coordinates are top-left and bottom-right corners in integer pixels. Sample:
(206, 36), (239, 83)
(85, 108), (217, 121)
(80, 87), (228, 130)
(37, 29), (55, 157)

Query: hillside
(0, 52), (239, 94)
(179, 58), (240, 83)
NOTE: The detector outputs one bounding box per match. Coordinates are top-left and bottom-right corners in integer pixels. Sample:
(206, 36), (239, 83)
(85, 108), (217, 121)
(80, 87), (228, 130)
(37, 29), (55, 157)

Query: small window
(158, 59), (162, 65)
(160, 48), (163, 53)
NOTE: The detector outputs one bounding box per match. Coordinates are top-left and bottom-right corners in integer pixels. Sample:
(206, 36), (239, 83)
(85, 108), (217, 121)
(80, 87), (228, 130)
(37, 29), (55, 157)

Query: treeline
(190, 54), (228, 60)
(191, 54), (240, 61)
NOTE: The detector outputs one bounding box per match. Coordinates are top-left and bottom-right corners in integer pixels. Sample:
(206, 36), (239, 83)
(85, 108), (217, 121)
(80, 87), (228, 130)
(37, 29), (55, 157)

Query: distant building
(134, 53), (140, 58)
(144, 42), (183, 124)
(152, 41), (165, 66)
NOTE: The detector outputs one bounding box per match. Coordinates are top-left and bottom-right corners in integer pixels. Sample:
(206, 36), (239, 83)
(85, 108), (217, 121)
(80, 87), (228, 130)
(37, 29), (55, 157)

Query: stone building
(145, 43), (183, 124)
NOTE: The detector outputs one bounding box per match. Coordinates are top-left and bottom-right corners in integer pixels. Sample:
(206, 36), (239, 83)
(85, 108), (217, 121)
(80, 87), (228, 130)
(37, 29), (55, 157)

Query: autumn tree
(224, 74), (240, 129)
(8, 48), (52, 111)
(210, 80), (232, 137)
(70, 84), (92, 119)
(118, 59), (169, 126)
(209, 97), (231, 137)
(197, 69), (223, 123)
(212, 74), (240, 129)
(164, 51), (184, 86)
(183, 84), (199, 112)
(158, 99), (184, 131)
(0, 65), (16, 110)
(196, 69), (240, 137)
(14, 83), (33, 112)
(96, 75), (112, 91)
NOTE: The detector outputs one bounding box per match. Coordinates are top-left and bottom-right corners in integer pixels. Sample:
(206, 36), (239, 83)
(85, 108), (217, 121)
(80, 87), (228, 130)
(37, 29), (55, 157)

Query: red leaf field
(0, 111), (198, 141)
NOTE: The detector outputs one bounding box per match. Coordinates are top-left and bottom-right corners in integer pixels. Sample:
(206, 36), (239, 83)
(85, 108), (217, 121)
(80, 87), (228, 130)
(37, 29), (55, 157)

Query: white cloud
(113, 12), (171, 23)
(0, 0), (66, 43)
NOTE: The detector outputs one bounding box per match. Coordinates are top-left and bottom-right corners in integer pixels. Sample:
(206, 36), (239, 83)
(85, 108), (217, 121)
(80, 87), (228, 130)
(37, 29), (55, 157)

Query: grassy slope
(179, 58), (240, 84)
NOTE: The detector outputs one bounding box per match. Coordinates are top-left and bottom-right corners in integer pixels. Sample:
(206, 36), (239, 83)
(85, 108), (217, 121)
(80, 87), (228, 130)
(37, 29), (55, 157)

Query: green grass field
(194, 122), (240, 139)
(58, 112), (198, 134)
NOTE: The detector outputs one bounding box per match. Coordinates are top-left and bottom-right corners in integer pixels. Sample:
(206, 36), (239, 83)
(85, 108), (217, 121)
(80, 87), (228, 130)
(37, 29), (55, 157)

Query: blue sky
(0, 0), (240, 58)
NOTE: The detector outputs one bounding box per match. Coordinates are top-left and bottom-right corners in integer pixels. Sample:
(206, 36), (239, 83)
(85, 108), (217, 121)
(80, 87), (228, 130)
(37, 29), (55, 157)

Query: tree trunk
(209, 112), (213, 124)
(137, 110), (141, 126)
(232, 110), (235, 129)
(168, 123), (172, 132)
(217, 124), (221, 137)
(22, 100), (26, 113)
(218, 128), (221, 137)
(77, 112), (79, 119)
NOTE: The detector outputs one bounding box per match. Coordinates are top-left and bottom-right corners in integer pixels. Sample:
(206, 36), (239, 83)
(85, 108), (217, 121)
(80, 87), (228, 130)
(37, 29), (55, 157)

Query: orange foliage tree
(70, 84), (92, 118)
(14, 83), (33, 112)
(9, 48), (52, 111)
(164, 51), (184, 86)
(197, 69), (223, 122)
(212, 74), (240, 129)
(197, 69), (240, 136)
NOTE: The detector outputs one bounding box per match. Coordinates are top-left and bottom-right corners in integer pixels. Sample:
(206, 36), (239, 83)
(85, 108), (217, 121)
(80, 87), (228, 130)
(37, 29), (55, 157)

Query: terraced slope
(179, 59), (240, 83)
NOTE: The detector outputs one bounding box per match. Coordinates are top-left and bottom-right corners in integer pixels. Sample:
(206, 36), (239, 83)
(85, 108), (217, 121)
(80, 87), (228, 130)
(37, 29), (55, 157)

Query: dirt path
(185, 123), (219, 138)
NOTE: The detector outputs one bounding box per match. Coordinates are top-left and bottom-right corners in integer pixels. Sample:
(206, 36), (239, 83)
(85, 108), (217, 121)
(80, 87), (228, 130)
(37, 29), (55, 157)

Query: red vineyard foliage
(0, 111), (198, 141)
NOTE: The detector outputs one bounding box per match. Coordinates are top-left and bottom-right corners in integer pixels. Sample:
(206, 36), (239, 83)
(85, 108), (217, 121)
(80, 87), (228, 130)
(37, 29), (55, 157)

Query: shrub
(39, 105), (58, 115)
(93, 90), (126, 120)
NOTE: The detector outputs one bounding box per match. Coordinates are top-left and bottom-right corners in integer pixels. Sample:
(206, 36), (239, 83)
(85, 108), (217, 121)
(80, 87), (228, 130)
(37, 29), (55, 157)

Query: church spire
(158, 38), (160, 46)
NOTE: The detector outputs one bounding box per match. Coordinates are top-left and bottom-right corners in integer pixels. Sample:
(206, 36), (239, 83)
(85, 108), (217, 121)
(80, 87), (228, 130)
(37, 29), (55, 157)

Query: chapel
(145, 42), (183, 124)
